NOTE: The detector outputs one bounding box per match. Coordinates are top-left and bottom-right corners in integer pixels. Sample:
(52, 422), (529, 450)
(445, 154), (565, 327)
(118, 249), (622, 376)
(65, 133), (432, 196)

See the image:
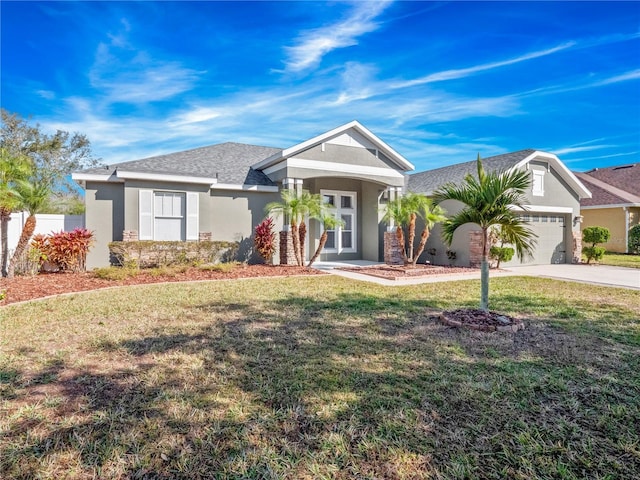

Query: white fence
(6, 212), (85, 256)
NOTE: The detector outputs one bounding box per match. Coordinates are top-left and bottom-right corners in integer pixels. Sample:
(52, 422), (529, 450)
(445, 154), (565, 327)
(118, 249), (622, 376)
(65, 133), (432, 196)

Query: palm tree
(0, 148), (32, 277)
(412, 196), (447, 266)
(382, 196), (409, 264)
(307, 209), (344, 267)
(297, 191), (323, 265)
(7, 179), (50, 278)
(266, 189), (321, 266)
(433, 155), (536, 311)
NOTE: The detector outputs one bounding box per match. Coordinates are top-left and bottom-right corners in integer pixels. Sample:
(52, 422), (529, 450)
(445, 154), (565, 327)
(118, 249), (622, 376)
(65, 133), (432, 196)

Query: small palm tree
(307, 210), (344, 267)
(266, 189), (321, 266)
(0, 148), (32, 277)
(434, 155), (536, 311)
(382, 196), (409, 264)
(7, 179), (51, 278)
(412, 197), (447, 266)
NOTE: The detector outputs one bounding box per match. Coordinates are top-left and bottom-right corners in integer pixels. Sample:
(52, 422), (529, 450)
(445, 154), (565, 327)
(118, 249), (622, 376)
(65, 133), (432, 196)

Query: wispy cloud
(88, 22), (201, 104)
(553, 144), (614, 156)
(518, 68), (640, 98)
(390, 42), (576, 89)
(283, 0), (392, 73)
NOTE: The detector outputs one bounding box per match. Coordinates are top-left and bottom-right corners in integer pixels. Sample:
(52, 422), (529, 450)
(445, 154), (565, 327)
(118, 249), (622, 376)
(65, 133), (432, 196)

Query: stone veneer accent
(199, 232), (212, 241)
(572, 231), (582, 264)
(279, 231), (298, 266)
(468, 231), (484, 267)
(122, 230), (138, 241)
(384, 231), (404, 265)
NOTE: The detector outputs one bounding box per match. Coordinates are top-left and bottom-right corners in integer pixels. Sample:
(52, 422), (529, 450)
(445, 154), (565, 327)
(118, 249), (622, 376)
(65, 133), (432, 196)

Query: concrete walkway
(312, 261), (640, 290)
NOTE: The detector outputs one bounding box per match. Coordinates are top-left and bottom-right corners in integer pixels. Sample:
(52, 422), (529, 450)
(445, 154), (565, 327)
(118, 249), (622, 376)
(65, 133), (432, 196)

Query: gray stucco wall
(296, 143), (400, 170)
(84, 181), (124, 269)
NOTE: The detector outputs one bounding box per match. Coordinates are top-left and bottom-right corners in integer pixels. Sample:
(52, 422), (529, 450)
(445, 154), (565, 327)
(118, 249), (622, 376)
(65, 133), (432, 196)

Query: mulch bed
(439, 308), (525, 332)
(0, 265), (325, 306)
(338, 264), (479, 280)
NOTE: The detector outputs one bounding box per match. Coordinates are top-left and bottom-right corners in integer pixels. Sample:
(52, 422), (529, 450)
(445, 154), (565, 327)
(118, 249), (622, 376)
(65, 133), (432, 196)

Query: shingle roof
(575, 164), (640, 207)
(582, 164), (639, 195)
(407, 149), (536, 194)
(81, 142), (282, 186)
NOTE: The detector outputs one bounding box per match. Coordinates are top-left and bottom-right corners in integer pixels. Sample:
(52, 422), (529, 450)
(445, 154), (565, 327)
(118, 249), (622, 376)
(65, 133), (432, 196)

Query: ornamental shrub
(30, 228), (94, 272)
(582, 226), (610, 264)
(254, 217), (277, 263)
(629, 224), (640, 254)
(490, 246), (515, 268)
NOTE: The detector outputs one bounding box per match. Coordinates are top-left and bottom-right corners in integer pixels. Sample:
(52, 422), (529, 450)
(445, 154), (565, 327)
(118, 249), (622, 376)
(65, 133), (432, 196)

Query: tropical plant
(0, 147), (32, 277)
(434, 155), (537, 311)
(382, 192), (447, 266)
(266, 189), (321, 266)
(582, 226), (610, 264)
(629, 224), (640, 255)
(307, 209), (343, 267)
(7, 179), (51, 277)
(254, 217), (277, 262)
(412, 196), (447, 266)
(30, 228), (94, 272)
(381, 196), (409, 264)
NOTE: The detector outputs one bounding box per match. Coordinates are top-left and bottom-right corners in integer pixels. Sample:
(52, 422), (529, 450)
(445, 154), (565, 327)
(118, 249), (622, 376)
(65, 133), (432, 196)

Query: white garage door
(504, 214), (567, 266)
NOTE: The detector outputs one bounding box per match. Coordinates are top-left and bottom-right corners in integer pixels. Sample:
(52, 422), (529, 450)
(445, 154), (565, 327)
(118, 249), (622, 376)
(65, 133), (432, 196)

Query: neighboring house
(73, 122), (592, 269)
(407, 150), (592, 267)
(574, 164), (640, 253)
(73, 121), (413, 268)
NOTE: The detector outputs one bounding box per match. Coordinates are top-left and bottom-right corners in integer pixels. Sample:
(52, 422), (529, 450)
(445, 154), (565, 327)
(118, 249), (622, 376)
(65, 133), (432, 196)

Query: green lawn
(1, 276), (639, 479)
(595, 252), (640, 269)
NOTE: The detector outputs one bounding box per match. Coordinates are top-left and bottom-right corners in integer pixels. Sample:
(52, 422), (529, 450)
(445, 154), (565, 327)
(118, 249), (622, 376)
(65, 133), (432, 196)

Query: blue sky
(2, 1), (639, 173)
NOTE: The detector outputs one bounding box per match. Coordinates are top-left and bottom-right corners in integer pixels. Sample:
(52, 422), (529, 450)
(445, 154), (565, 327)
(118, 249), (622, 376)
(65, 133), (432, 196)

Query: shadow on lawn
(2, 290), (639, 479)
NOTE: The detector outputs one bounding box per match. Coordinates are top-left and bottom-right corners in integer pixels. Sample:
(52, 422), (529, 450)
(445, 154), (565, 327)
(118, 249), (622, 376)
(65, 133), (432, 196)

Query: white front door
(321, 190), (357, 254)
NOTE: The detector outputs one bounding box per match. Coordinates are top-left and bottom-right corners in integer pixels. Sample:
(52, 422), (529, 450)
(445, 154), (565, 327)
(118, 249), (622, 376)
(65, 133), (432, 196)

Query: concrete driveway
(503, 264), (640, 290)
(316, 261), (640, 290)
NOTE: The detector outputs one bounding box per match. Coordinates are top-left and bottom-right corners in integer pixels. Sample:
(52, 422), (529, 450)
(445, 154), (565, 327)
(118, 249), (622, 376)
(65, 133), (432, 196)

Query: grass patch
(594, 251), (640, 269)
(1, 276), (639, 479)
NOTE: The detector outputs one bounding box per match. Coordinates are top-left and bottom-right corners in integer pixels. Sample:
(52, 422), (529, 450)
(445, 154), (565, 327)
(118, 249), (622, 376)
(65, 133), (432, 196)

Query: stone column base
(279, 231), (298, 265)
(469, 231), (483, 268)
(384, 231), (404, 265)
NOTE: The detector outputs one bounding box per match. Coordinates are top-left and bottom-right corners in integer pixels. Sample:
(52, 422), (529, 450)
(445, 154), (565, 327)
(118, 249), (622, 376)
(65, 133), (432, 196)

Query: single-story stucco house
(574, 164), (640, 253)
(73, 121), (591, 269)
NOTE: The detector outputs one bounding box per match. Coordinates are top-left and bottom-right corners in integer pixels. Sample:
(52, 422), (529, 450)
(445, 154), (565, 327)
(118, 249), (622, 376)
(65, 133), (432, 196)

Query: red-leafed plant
(254, 217), (276, 263)
(29, 228), (94, 272)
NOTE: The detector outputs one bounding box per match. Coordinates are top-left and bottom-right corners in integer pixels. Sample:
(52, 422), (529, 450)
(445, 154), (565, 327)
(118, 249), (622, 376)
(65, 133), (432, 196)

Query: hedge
(108, 240), (239, 268)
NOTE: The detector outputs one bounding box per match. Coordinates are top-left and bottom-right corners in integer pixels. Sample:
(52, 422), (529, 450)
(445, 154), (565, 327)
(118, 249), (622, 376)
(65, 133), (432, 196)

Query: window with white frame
(321, 190), (357, 253)
(154, 192), (185, 240)
(532, 170), (545, 196)
(139, 190), (199, 241)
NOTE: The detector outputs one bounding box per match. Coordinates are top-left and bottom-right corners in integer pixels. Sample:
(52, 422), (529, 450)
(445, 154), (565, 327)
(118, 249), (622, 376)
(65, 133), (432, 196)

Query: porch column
(386, 186), (403, 232)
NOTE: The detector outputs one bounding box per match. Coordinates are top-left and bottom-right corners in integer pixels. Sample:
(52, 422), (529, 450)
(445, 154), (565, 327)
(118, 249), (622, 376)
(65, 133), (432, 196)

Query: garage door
(503, 214), (567, 266)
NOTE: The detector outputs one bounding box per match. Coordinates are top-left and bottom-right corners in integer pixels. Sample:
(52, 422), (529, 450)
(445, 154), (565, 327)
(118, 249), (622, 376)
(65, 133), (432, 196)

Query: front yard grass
(1, 276), (639, 479)
(596, 251), (640, 269)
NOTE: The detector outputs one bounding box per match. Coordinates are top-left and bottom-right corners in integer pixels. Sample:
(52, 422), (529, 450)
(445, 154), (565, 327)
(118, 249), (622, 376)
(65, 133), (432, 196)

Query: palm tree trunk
(412, 229), (430, 266)
(298, 221), (306, 266)
(407, 213), (416, 264)
(291, 222), (302, 267)
(396, 225), (407, 264)
(480, 227), (490, 311)
(0, 207), (10, 277)
(7, 214), (36, 278)
(307, 231), (328, 267)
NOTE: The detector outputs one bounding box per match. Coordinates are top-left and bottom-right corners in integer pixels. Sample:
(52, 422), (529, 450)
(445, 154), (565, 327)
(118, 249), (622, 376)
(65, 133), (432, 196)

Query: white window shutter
(186, 192), (199, 240)
(139, 190), (154, 240)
